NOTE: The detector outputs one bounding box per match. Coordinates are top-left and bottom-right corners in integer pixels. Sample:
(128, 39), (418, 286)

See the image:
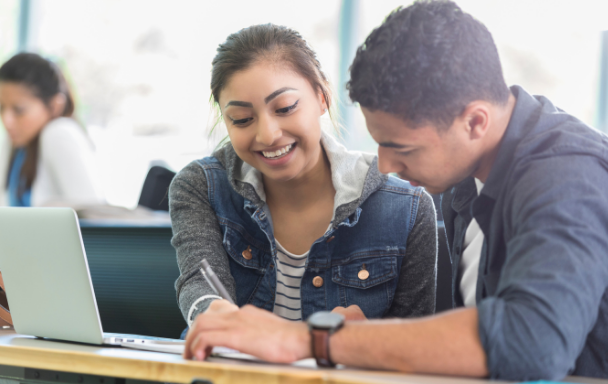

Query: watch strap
(311, 328), (333, 367)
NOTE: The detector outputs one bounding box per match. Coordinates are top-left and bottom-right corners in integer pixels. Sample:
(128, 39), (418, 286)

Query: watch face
(308, 311), (344, 329)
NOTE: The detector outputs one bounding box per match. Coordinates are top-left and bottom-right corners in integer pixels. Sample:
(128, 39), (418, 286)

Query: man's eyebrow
(378, 142), (410, 149)
(224, 100), (253, 109)
(264, 87), (296, 104)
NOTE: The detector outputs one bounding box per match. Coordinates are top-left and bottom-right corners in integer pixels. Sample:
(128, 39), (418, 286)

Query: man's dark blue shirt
(442, 86), (608, 380)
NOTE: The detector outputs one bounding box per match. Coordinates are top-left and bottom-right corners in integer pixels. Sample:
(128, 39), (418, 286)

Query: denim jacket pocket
(222, 225), (267, 272)
(222, 225), (272, 306)
(331, 256), (399, 318)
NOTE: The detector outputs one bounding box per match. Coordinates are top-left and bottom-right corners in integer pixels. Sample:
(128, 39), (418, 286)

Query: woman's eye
(276, 100), (299, 114)
(230, 117), (253, 126)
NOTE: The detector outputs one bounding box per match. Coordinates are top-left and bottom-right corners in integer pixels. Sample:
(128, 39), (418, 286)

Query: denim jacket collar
(211, 131), (387, 230)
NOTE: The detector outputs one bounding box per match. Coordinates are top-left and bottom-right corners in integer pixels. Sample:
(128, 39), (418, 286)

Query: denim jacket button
(326, 236), (335, 243)
(242, 246), (253, 260)
(358, 270), (370, 280)
(312, 276), (324, 287)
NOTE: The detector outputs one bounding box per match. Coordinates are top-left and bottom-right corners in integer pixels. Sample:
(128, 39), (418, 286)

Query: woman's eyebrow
(223, 87), (297, 109)
(224, 100), (253, 109)
(264, 87), (296, 104)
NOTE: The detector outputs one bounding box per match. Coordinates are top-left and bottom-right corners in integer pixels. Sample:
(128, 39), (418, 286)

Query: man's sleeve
(477, 155), (608, 380)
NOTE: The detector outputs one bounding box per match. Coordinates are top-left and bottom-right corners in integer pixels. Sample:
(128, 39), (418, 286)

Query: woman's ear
(319, 92), (328, 115)
(49, 93), (67, 117)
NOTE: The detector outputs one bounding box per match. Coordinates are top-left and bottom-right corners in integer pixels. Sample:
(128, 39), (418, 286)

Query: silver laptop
(0, 207), (181, 346)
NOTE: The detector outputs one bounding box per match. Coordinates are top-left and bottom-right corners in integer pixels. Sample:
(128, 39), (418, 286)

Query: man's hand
(331, 305), (368, 321)
(184, 304), (311, 363)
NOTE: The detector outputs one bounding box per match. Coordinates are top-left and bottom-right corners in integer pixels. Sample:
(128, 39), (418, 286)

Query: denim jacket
(170, 132), (437, 330)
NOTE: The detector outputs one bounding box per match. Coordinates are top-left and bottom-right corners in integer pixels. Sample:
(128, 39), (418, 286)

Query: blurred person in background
(0, 53), (104, 207)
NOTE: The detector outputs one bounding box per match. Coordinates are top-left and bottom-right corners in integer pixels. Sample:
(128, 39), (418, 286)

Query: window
(6, 0), (608, 206)
(24, 0), (341, 207)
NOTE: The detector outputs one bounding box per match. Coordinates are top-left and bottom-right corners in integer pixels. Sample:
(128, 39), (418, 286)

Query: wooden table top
(1, 330), (606, 384)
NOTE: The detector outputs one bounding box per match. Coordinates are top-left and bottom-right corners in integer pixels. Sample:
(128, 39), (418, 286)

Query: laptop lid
(0, 207), (104, 344)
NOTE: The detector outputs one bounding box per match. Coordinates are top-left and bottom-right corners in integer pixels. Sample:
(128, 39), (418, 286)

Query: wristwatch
(307, 311), (345, 367)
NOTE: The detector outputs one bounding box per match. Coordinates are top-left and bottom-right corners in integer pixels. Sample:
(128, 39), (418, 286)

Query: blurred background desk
(79, 218), (186, 339)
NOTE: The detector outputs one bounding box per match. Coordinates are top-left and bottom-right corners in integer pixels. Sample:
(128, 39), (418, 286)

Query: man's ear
(49, 93), (67, 117)
(461, 101), (491, 140)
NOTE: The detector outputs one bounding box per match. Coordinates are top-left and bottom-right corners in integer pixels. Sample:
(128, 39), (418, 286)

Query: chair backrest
(138, 166), (176, 212)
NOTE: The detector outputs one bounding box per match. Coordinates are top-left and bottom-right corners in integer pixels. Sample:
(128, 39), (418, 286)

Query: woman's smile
(256, 142), (297, 167)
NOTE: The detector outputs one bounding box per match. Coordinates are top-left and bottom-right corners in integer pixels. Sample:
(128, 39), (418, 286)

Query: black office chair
(138, 166), (176, 212)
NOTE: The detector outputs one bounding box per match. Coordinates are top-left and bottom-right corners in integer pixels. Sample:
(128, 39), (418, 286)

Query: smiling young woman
(169, 24), (438, 340)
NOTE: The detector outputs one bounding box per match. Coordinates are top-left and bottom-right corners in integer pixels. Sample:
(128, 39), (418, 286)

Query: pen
(200, 259), (235, 305)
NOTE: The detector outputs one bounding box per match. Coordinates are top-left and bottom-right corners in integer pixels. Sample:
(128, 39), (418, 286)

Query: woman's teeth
(262, 144), (293, 159)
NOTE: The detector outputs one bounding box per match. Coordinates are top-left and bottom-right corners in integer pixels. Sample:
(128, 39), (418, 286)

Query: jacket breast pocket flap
(332, 256), (398, 289)
(223, 226), (266, 271)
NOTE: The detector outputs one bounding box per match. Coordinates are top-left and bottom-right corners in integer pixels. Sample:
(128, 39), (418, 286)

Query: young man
(182, 1), (608, 380)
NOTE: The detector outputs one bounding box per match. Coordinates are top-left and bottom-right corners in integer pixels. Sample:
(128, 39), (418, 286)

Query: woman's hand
(184, 304), (310, 363)
(331, 305), (368, 321)
(204, 299), (239, 315)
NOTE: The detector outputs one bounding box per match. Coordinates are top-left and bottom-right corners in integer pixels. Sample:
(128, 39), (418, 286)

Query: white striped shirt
(273, 240), (309, 321)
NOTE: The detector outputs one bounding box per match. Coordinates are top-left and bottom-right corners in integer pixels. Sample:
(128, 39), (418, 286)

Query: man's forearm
(330, 307), (488, 376)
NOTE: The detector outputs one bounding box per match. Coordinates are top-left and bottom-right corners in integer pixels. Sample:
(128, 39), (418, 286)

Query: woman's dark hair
(0, 52), (76, 195)
(347, 0), (510, 129)
(211, 24), (333, 122)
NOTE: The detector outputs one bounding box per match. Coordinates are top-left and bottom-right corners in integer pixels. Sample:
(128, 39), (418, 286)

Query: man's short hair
(347, 0), (510, 129)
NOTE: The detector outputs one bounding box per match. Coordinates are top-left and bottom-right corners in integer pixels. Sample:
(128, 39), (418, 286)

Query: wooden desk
(1, 330), (607, 384)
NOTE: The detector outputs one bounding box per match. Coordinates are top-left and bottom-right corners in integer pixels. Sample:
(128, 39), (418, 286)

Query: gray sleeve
(169, 161), (237, 324)
(385, 189), (438, 318)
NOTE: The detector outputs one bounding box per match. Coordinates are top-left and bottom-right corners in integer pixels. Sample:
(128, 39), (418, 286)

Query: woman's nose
(256, 116), (282, 146)
(0, 111), (14, 131)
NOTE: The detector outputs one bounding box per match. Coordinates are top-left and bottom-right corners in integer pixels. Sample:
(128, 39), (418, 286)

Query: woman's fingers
(190, 330), (239, 360)
(183, 305), (311, 363)
(183, 310), (231, 359)
(207, 299), (238, 314)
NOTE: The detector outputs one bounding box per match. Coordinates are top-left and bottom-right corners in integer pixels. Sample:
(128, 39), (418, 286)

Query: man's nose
(377, 147), (404, 175)
(256, 115), (282, 146)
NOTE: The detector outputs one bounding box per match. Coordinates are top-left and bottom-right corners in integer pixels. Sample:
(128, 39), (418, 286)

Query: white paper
(120, 339), (185, 354)
(119, 342), (316, 367)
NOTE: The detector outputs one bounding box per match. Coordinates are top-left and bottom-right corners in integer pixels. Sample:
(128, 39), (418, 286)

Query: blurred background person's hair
(0, 52), (104, 207)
